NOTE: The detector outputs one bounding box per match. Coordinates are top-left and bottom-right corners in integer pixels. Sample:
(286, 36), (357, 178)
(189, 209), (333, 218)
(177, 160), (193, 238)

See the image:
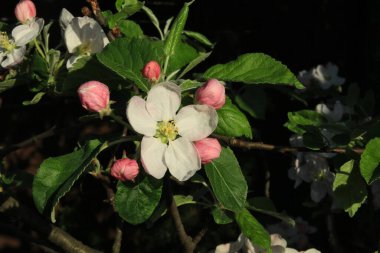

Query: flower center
(155, 120), (178, 144)
(0, 33), (16, 52)
(77, 42), (92, 55)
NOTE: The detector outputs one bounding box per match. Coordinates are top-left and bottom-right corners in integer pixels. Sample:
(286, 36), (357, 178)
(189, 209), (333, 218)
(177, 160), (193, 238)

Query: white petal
(304, 249), (321, 253)
(59, 8), (74, 31)
(175, 105), (218, 141)
(12, 18), (44, 46)
(1, 47), (26, 68)
(272, 246), (286, 253)
(284, 248), (299, 253)
(146, 82), (181, 121)
(165, 137), (200, 181)
(141, 137), (167, 179)
(64, 18), (83, 53)
(126, 96), (157, 136)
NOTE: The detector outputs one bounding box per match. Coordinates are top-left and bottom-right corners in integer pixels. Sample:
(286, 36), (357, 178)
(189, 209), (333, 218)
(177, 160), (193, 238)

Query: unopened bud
(194, 138), (222, 164)
(78, 81), (110, 113)
(15, 0), (36, 23)
(142, 61), (160, 82)
(195, 79), (225, 109)
(111, 157), (139, 181)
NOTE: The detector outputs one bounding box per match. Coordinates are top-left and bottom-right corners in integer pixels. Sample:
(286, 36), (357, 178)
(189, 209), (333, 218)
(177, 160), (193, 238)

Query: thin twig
(0, 196), (102, 253)
(86, 0), (115, 41)
(165, 177), (207, 253)
(112, 226), (123, 253)
(213, 134), (364, 155)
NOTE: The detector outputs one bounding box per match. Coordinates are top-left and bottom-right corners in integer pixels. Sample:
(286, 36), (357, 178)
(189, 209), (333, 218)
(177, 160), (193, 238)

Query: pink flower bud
(195, 79), (226, 109)
(194, 138), (222, 164)
(15, 0), (36, 23)
(78, 81), (110, 113)
(142, 61), (160, 82)
(111, 158), (139, 181)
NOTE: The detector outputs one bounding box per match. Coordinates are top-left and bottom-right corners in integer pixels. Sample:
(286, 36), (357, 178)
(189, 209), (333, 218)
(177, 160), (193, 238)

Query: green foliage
(333, 160), (368, 217)
(360, 138), (380, 184)
(164, 1), (193, 57)
(97, 38), (164, 92)
(115, 0), (143, 13)
(235, 208), (272, 253)
(119, 20), (144, 38)
(32, 140), (106, 221)
(183, 30), (214, 47)
(215, 97), (253, 139)
(0, 79), (18, 94)
(179, 79), (202, 92)
(115, 176), (163, 225)
(178, 51), (212, 79)
(285, 110), (327, 135)
(166, 41), (199, 75)
(205, 147), (248, 213)
(60, 57), (126, 94)
(203, 53), (304, 89)
(211, 207), (233, 224)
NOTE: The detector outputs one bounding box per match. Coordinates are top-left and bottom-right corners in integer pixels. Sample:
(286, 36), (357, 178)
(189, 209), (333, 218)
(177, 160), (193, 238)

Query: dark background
(0, 0), (379, 252)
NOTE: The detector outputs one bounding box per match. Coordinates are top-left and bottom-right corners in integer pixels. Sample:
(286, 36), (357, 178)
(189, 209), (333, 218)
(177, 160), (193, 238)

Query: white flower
(312, 62), (345, 90)
(126, 82), (218, 181)
(0, 18), (43, 68)
(315, 101), (344, 122)
(63, 14), (109, 68)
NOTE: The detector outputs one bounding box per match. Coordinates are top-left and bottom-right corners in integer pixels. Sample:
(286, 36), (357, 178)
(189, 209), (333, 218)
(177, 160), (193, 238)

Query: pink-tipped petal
(195, 79), (226, 109)
(77, 81), (110, 113)
(194, 138), (221, 164)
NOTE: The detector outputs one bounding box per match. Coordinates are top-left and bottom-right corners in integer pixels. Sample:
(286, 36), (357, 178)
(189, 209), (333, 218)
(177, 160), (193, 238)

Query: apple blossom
(315, 100), (344, 122)
(127, 82), (218, 181)
(194, 138), (222, 164)
(142, 61), (161, 82)
(195, 79), (226, 109)
(78, 81), (110, 114)
(15, 0), (36, 24)
(0, 32), (26, 68)
(312, 62), (345, 90)
(62, 10), (109, 68)
(111, 157), (139, 181)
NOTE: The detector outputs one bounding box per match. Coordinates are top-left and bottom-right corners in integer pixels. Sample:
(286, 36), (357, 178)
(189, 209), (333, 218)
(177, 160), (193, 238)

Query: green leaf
(0, 79), (17, 93)
(203, 53), (304, 89)
(183, 30), (214, 47)
(60, 57), (126, 94)
(142, 6), (163, 39)
(234, 86), (267, 119)
(235, 208), (271, 253)
(164, 1), (193, 57)
(97, 38), (164, 92)
(115, 177), (163, 225)
(205, 147), (248, 213)
(211, 207), (233, 224)
(22, 92), (46, 106)
(333, 160), (368, 217)
(167, 41), (199, 76)
(115, 0), (143, 13)
(0, 21), (9, 31)
(178, 51), (212, 79)
(247, 197), (295, 226)
(215, 97), (252, 139)
(32, 140), (106, 220)
(179, 80), (202, 92)
(119, 20), (144, 38)
(360, 138), (380, 184)
(285, 110), (326, 135)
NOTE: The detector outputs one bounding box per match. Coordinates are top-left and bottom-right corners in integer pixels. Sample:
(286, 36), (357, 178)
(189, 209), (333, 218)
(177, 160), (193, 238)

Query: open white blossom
(316, 100), (344, 122)
(209, 233), (320, 253)
(0, 18), (43, 68)
(126, 82), (218, 181)
(312, 62), (345, 90)
(62, 9), (109, 68)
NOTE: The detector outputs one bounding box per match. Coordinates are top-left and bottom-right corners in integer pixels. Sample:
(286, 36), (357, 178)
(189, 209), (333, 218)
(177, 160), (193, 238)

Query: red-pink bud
(111, 157), (139, 181)
(195, 79), (226, 109)
(15, 0), (36, 23)
(194, 138), (222, 164)
(142, 61), (160, 82)
(78, 81), (110, 113)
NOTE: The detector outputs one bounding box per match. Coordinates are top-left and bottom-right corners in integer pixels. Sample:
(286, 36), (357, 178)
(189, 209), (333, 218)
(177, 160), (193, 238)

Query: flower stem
(34, 39), (45, 60)
(162, 55), (170, 80)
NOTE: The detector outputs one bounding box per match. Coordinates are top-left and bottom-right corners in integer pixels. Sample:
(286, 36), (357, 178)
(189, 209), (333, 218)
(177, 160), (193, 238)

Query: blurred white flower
(316, 101), (344, 122)
(209, 233), (320, 253)
(312, 62), (345, 90)
(61, 9), (109, 68)
(267, 217), (317, 250)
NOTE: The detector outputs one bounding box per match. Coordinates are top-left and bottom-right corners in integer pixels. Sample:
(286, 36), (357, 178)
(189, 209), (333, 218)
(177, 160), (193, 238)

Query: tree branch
(165, 177), (207, 253)
(0, 196), (102, 253)
(213, 134), (364, 154)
